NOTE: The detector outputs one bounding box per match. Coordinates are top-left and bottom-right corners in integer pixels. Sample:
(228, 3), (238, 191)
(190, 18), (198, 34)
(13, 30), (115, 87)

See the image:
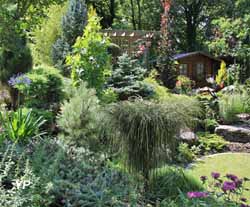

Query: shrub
(204, 118), (218, 133)
(0, 140), (142, 207)
(177, 143), (196, 164)
(219, 93), (249, 124)
(0, 108), (46, 144)
(175, 75), (194, 94)
(16, 65), (64, 110)
(108, 53), (154, 100)
(57, 82), (101, 149)
(52, 0), (87, 75)
(216, 60), (227, 85)
(149, 166), (202, 201)
(31, 3), (68, 65)
(143, 69), (170, 100)
(106, 97), (200, 181)
(67, 7), (111, 95)
(0, 145), (50, 207)
(197, 132), (228, 154)
(100, 88), (118, 104)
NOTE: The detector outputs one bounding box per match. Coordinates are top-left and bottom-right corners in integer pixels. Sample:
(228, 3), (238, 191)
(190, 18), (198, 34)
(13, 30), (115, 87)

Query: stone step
(215, 124), (250, 143)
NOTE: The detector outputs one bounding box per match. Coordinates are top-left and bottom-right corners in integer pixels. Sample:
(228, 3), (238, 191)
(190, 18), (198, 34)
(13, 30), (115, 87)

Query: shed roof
(173, 51), (221, 62)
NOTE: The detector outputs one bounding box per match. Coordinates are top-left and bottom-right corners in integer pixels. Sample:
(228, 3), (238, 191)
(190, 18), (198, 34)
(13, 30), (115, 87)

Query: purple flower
(200, 176), (207, 183)
(240, 204), (250, 207)
(240, 197), (247, 202)
(187, 191), (208, 199)
(8, 74), (31, 87)
(222, 181), (236, 192)
(226, 174), (238, 182)
(214, 182), (221, 188)
(211, 172), (220, 179)
(235, 179), (243, 188)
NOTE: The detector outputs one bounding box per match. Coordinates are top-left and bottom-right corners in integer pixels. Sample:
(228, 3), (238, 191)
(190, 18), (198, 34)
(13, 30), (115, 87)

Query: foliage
(67, 7), (111, 95)
(209, 15), (250, 81)
(108, 53), (154, 100)
(149, 166), (202, 201)
(157, 1), (177, 89)
(0, 140), (142, 207)
(52, 0), (87, 75)
(197, 132), (228, 154)
(0, 41), (32, 84)
(177, 143), (197, 164)
(57, 82), (100, 149)
(15, 65), (64, 110)
(175, 75), (194, 94)
(204, 118), (218, 133)
(219, 93), (250, 124)
(0, 108), (46, 144)
(100, 88), (118, 104)
(0, 145), (50, 207)
(227, 64), (241, 85)
(143, 69), (170, 100)
(216, 61), (227, 85)
(20, 107), (54, 132)
(31, 3), (68, 65)
(106, 97), (200, 181)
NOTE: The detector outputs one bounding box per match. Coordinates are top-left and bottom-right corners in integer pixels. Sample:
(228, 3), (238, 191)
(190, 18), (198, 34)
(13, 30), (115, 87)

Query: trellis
(102, 29), (158, 55)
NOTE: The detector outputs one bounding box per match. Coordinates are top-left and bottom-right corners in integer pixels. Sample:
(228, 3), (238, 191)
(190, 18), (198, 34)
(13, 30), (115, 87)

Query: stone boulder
(236, 113), (250, 124)
(215, 124), (250, 143)
(179, 128), (198, 144)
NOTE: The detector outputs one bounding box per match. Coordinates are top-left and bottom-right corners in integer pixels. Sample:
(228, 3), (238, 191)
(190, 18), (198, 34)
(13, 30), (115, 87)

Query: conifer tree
(108, 53), (154, 100)
(52, 0), (87, 75)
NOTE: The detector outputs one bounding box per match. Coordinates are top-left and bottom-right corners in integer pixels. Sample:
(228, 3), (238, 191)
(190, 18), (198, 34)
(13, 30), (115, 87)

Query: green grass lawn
(188, 153), (250, 197)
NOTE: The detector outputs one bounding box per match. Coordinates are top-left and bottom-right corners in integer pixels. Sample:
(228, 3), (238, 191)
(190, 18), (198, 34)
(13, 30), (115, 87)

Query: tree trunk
(130, 0), (137, 30)
(186, 18), (197, 52)
(109, 0), (116, 26)
(136, 0), (142, 29)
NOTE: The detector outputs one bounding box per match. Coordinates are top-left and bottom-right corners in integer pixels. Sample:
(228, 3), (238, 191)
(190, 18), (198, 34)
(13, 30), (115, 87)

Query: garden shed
(174, 51), (221, 86)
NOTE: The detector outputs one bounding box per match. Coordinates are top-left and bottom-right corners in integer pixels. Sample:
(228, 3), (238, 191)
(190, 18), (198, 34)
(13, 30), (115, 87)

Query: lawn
(188, 153), (250, 197)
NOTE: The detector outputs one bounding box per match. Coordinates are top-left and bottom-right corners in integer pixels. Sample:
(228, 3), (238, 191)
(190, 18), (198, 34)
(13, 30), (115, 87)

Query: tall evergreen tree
(108, 53), (154, 100)
(52, 0), (87, 75)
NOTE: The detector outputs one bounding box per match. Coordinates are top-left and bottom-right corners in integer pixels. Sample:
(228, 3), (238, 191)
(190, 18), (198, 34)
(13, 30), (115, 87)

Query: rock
(179, 128), (198, 144)
(215, 124), (250, 143)
(227, 142), (250, 153)
(221, 85), (235, 93)
(236, 113), (250, 123)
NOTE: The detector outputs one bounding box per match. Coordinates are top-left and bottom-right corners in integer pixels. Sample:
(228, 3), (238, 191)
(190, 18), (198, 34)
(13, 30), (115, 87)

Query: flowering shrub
(186, 172), (250, 206)
(175, 75), (194, 94)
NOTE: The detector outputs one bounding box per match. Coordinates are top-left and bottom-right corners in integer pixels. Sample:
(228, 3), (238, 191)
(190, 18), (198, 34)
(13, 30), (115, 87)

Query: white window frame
(179, 64), (188, 76)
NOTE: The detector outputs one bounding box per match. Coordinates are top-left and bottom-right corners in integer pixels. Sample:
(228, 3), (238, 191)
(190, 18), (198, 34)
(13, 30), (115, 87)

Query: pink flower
(187, 192), (208, 199)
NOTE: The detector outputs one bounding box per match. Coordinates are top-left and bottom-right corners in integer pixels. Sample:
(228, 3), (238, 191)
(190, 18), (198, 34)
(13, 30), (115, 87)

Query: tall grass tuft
(219, 93), (250, 124)
(106, 96), (200, 181)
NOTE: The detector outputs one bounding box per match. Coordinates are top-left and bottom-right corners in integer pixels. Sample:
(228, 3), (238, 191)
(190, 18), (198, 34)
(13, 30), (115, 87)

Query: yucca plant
(0, 108), (46, 143)
(106, 96), (200, 185)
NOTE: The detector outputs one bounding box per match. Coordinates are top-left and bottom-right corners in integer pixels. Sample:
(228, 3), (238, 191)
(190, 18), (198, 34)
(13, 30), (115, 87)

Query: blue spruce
(52, 0), (87, 75)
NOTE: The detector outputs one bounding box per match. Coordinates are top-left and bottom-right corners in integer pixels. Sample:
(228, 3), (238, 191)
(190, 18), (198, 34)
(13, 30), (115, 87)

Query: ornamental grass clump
(106, 97), (200, 183)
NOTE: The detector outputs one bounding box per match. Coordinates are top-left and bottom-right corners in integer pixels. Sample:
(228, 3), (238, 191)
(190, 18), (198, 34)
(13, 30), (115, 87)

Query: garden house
(174, 51), (221, 86)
